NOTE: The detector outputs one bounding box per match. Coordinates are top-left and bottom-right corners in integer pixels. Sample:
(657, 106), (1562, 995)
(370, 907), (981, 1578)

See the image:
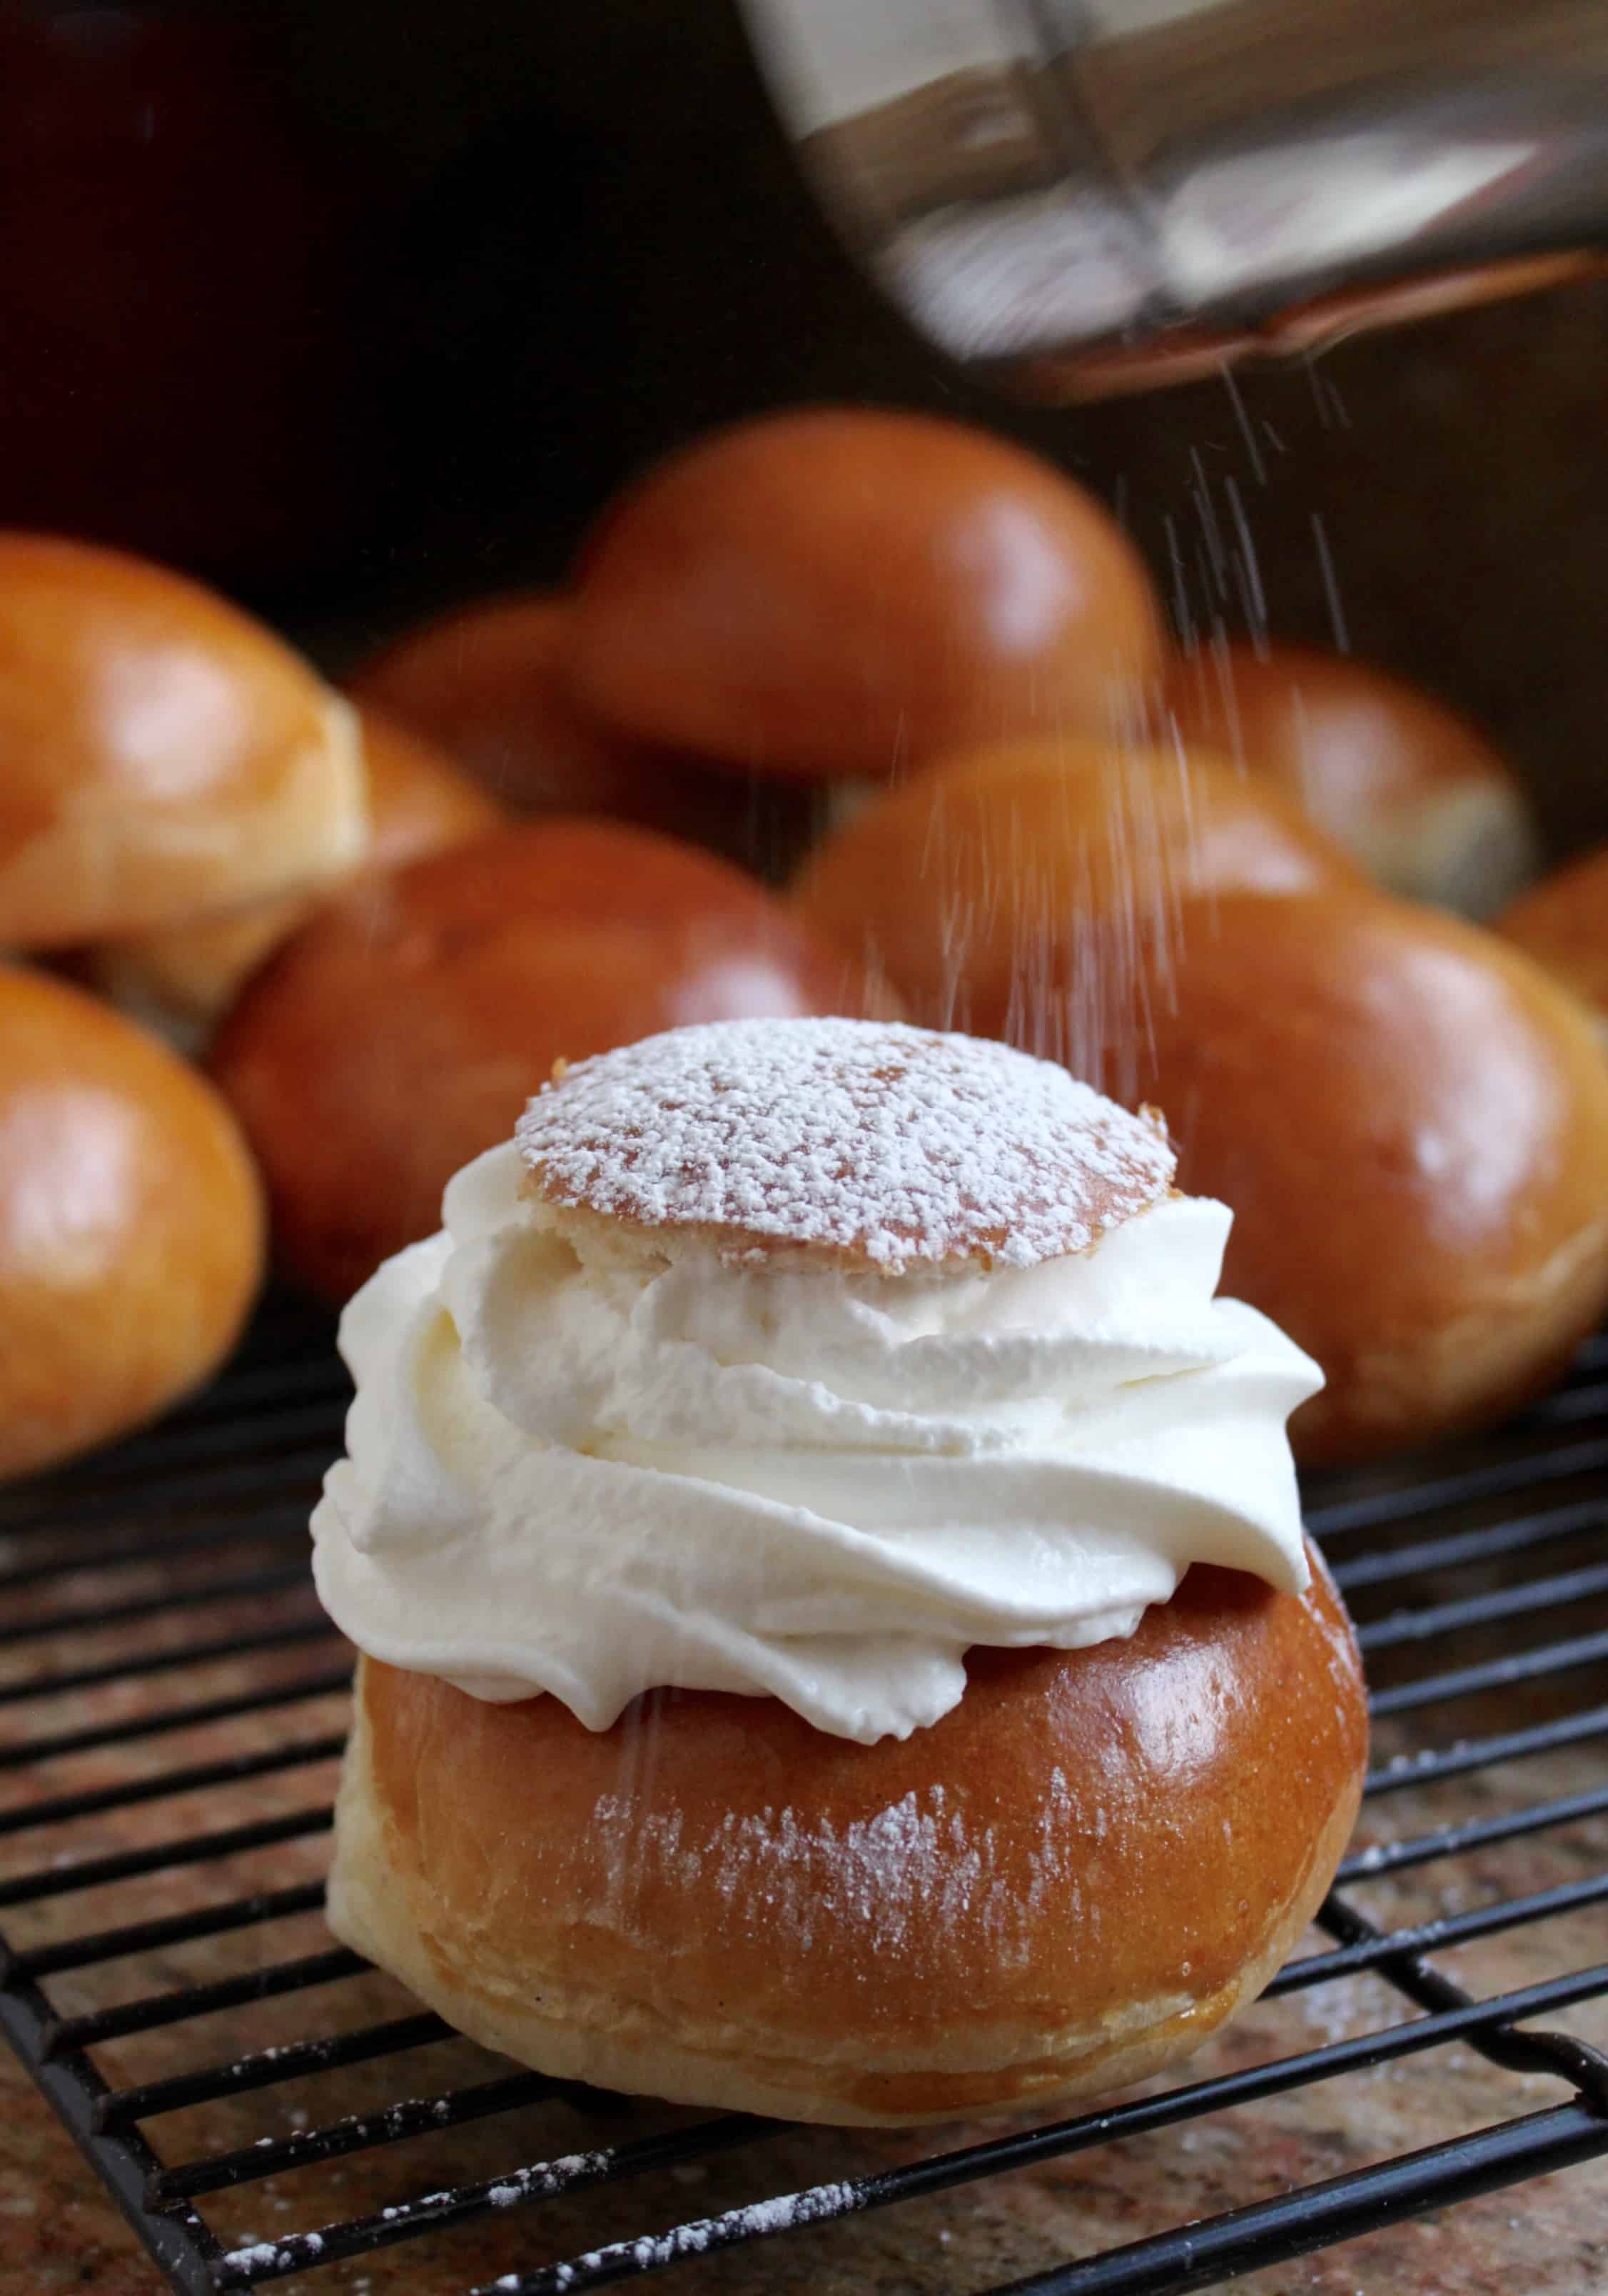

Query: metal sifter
(739, 0), (1608, 397)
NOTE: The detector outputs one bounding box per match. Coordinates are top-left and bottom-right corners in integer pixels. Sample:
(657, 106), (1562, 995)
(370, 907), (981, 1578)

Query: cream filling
(313, 1142), (1320, 1743)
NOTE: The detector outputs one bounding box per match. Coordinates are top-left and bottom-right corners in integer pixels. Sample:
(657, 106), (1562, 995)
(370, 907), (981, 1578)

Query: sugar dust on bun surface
(514, 1016), (1176, 1272)
(316, 1018), (1366, 2126)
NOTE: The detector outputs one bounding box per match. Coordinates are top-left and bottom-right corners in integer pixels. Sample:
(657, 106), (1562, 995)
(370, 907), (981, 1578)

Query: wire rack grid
(2, 1293), (1607, 2295)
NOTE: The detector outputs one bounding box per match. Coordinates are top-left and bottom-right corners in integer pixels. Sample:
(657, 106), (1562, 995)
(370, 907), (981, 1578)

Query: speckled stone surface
(4, 1376), (1607, 2296)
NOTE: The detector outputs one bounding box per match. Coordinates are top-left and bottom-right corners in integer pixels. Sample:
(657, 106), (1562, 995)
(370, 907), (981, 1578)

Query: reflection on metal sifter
(740, 0), (1608, 396)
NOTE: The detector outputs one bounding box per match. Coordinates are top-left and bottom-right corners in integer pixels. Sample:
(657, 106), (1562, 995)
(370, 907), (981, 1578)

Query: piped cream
(313, 1096), (1320, 1745)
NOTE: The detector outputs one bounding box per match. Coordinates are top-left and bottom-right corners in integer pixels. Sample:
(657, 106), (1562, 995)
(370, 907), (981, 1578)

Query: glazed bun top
(515, 1017), (1176, 1274)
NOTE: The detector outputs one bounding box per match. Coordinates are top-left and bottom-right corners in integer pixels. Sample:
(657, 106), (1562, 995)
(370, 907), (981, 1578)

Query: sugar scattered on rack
(507, 2180), (869, 2292)
(488, 2155), (612, 2207)
(222, 2231), (323, 2273)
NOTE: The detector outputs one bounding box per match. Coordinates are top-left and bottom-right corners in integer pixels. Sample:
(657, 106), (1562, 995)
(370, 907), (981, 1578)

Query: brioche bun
(0, 533), (363, 947)
(569, 411), (1165, 782)
(210, 822), (899, 1302)
(1167, 643), (1539, 918)
(1120, 888), (1608, 1464)
(1495, 845), (1608, 1029)
(792, 737), (1360, 1072)
(0, 963), (263, 1479)
(330, 1552), (1365, 2127)
(83, 704), (505, 1041)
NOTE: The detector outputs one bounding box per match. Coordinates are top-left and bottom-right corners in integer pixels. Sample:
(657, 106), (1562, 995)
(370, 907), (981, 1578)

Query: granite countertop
(4, 1401), (1607, 2296)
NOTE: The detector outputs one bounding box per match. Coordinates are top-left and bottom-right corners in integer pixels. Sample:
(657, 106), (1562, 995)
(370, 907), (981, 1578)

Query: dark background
(5, 0), (1605, 851)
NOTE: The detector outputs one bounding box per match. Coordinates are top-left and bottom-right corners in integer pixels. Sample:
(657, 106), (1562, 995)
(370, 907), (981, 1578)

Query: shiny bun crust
(789, 738), (1361, 1054)
(328, 1550), (1365, 2127)
(84, 705), (506, 1041)
(567, 410), (1165, 782)
(1495, 845), (1608, 1024)
(345, 594), (811, 872)
(0, 963), (263, 1480)
(208, 825), (903, 1304)
(1165, 643), (1539, 920)
(0, 533), (365, 948)
(1121, 888), (1608, 1466)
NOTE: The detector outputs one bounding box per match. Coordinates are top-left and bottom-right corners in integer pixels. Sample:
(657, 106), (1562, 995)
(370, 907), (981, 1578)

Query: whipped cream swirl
(313, 1141), (1321, 1744)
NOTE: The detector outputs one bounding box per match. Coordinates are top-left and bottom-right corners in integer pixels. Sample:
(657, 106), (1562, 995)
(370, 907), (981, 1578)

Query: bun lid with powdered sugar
(515, 1016), (1176, 1272)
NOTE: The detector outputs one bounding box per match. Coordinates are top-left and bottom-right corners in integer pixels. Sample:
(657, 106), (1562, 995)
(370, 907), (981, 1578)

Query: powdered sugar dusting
(515, 1018), (1173, 1268)
(590, 1771), (1096, 1970)
(545, 2177), (866, 2287)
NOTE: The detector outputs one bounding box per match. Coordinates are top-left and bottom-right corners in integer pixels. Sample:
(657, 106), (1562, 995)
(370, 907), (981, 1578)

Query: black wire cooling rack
(2, 1292), (1607, 2295)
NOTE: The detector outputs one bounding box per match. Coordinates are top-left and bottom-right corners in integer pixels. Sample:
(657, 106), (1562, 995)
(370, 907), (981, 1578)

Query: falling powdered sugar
(515, 1017), (1174, 1269)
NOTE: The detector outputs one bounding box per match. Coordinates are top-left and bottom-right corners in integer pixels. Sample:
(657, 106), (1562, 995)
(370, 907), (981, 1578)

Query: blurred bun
(345, 590), (792, 867)
(0, 964), (263, 1480)
(347, 592), (654, 812)
(569, 409), (1165, 782)
(0, 533), (364, 948)
(792, 737), (1359, 1077)
(1168, 643), (1539, 918)
(350, 705), (512, 865)
(1495, 846), (1608, 1029)
(1117, 889), (1608, 1466)
(85, 705), (505, 1043)
(210, 821), (899, 1302)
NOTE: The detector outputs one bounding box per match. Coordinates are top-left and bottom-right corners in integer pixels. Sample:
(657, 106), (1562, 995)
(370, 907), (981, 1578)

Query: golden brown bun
(84, 705), (506, 1040)
(328, 1551), (1365, 2127)
(1167, 643), (1540, 917)
(353, 705), (513, 867)
(345, 591), (782, 863)
(0, 964), (263, 1481)
(1495, 846), (1608, 1024)
(1115, 890), (1608, 1466)
(210, 822), (901, 1304)
(568, 410), (1165, 782)
(791, 738), (1360, 1061)
(347, 591), (658, 811)
(0, 533), (364, 947)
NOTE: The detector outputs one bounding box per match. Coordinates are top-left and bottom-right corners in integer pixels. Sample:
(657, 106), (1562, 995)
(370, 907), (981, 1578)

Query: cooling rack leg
(1, 1955), (225, 2296)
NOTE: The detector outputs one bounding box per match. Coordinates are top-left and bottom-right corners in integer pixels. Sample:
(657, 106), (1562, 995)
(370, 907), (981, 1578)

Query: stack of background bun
(4, 405), (1607, 1482)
